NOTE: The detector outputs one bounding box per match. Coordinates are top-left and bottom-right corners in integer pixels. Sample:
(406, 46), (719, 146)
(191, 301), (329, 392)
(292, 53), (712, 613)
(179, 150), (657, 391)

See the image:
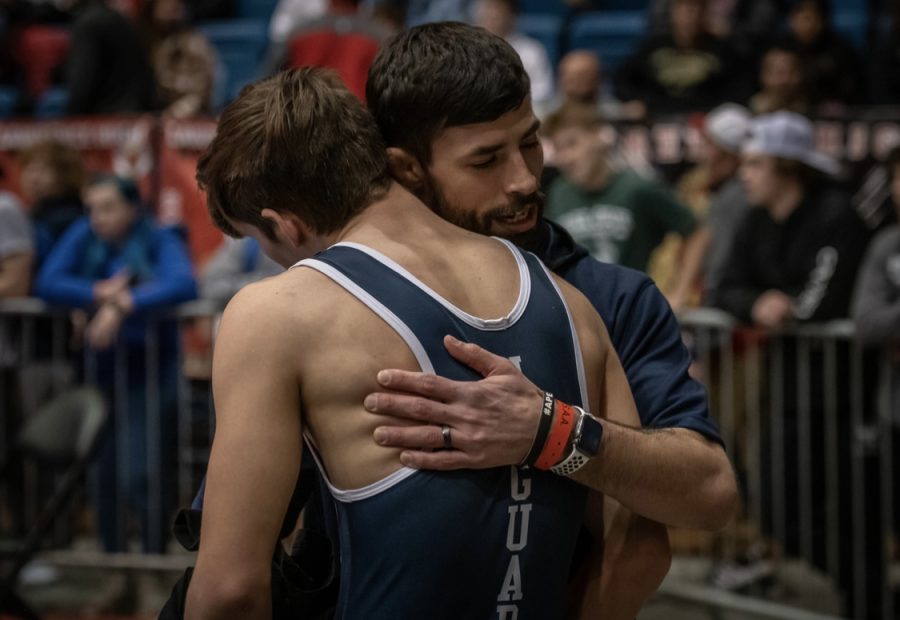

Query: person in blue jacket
(36, 174), (196, 554)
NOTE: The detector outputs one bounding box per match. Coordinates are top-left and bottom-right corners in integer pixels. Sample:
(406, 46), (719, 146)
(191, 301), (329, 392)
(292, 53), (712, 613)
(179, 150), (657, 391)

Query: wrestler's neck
(329, 182), (447, 246)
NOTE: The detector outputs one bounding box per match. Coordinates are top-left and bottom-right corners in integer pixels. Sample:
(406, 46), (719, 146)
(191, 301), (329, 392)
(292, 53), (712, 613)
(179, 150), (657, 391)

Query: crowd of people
(0, 0), (898, 617)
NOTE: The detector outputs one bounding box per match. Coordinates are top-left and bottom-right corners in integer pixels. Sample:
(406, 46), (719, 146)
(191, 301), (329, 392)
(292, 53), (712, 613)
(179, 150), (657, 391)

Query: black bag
(158, 456), (339, 619)
(158, 509), (338, 620)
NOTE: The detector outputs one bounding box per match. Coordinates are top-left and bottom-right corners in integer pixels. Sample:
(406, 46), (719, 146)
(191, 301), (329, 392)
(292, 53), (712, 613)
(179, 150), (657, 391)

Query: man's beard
(419, 172), (546, 252)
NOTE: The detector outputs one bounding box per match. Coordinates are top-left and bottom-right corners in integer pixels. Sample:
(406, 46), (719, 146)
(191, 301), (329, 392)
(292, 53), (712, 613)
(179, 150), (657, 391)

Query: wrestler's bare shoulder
(220, 266), (344, 335)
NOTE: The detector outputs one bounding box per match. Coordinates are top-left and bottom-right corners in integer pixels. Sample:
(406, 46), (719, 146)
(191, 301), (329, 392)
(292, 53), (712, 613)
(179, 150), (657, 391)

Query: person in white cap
(708, 110), (868, 327)
(699, 103), (753, 300)
(708, 110), (874, 618)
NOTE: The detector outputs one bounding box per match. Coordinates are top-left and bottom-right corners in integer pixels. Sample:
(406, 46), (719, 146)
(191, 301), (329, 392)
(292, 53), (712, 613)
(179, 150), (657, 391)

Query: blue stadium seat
(235, 0), (278, 21)
(517, 0), (568, 16)
(832, 10), (868, 50)
(34, 87), (68, 119)
(517, 14), (563, 71)
(198, 19), (269, 103)
(0, 87), (18, 119)
(567, 11), (646, 76)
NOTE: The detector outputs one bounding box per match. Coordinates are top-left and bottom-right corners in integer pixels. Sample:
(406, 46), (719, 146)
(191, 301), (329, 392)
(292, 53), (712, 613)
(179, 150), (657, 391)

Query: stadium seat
(197, 19), (269, 103)
(567, 11), (646, 77)
(517, 14), (564, 71)
(34, 88), (69, 119)
(0, 87), (18, 119)
(517, 0), (568, 16)
(235, 0), (278, 21)
(832, 10), (868, 50)
(14, 26), (70, 100)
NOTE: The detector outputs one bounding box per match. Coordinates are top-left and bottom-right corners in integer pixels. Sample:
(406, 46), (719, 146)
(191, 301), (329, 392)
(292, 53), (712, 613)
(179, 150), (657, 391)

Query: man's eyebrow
(464, 119), (543, 158)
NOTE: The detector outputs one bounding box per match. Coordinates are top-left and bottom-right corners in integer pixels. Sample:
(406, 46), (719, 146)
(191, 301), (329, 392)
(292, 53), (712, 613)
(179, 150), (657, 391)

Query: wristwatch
(550, 408), (604, 476)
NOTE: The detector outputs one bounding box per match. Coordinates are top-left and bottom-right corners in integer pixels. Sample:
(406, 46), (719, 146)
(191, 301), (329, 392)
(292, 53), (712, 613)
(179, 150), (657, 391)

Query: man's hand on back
(365, 335), (544, 469)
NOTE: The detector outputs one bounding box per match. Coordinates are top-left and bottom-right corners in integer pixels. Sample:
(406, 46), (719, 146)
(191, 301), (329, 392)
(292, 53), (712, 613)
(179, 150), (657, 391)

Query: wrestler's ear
(261, 208), (311, 247)
(386, 147), (426, 190)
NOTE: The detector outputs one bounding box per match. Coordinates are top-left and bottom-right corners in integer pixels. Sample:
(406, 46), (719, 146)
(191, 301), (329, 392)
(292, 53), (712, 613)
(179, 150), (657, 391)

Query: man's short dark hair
(197, 68), (390, 239)
(366, 22), (531, 164)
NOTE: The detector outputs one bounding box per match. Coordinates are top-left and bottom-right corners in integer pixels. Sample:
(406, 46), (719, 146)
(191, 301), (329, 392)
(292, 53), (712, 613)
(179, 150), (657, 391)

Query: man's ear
(386, 147), (427, 189)
(260, 208), (311, 247)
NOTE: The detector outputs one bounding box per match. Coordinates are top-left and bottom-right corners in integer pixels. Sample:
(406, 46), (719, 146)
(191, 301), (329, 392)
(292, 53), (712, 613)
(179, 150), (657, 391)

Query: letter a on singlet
(497, 555), (524, 602)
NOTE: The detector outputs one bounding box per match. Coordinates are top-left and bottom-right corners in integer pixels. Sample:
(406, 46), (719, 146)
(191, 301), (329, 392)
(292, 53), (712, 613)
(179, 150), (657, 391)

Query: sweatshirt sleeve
(129, 227), (197, 311)
(35, 218), (97, 307)
(706, 211), (762, 323)
(851, 230), (900, 346)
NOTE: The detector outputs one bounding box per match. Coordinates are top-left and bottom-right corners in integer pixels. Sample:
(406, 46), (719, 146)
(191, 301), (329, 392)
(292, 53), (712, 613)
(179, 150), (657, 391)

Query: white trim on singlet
(331, 239), (531, 331)
(291, 257), (425, 502)
(302, 433), (419, 503)
(294, 258), (435, 374)
(538, 260), (591, 409)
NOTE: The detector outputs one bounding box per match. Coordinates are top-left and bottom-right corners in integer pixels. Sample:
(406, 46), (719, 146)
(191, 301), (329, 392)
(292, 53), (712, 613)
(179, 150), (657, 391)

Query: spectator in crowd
(852, 148), (900, 594)
(709, 112), (874, 614)
(652, 103), (752, 309)
(543, 103), (703, 307)
(0, 182), (32, 298)
(0, 175), (32, 538)
(35, 175), (195, 560)
(266, 0), (327, 66)
(538, 49), (642, 121)
(853, 145), (900, 422)
(647, 0), (784, 62)
(614, 0), (741, 117)
(199, 237), (282, 306)
(139, 0), (218, 118)
(708, 111), (869, 325)
(262, 0), (400, 101)
(472, 0), (554, 108)
(748, 43), (810, 115)
(868, 0), (900, 105)
(66, 0), (158, 115)
(780, 0), (859, 109)
(697, 104), (753, 301)
(19, 140), (85, 270)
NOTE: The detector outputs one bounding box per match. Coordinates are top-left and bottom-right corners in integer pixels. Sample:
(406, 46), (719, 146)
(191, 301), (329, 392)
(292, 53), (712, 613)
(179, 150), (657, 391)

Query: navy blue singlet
(297, 239), (590, 620)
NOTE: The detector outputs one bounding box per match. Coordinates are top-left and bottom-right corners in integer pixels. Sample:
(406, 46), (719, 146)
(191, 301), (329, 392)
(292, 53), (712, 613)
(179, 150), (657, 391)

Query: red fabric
(287, 30), (380, 102)
(15, 26), (71, 98)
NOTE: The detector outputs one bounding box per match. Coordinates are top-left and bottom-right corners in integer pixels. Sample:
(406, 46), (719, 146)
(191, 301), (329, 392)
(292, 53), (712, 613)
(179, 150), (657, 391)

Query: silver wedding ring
(441, 425), (453, 449)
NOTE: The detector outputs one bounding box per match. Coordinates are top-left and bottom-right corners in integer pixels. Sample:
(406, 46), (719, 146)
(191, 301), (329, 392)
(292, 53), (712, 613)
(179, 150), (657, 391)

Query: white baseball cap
(742, 111), (839, 175)
(704, 103), (751, 153)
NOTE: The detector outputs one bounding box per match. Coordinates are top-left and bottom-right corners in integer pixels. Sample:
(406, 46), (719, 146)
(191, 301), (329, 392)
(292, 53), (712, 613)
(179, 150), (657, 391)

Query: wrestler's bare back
(212, 189), (616, 492)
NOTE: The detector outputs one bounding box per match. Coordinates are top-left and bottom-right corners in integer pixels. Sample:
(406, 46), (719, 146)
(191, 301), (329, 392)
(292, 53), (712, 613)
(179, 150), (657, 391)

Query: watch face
(578, 415), (604, 457)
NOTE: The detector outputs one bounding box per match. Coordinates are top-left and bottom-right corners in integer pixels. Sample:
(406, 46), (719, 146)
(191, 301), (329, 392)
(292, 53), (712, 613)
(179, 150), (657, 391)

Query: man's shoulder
(560, 254), (657, 322)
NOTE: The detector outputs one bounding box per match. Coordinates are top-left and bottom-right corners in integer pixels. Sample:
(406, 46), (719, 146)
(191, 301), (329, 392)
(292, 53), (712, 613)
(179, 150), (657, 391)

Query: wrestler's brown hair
(197, 68), (391, 239)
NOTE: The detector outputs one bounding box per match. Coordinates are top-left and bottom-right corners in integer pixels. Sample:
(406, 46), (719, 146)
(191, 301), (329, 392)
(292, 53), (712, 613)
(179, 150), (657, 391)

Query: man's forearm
(571, 425), (737, 531)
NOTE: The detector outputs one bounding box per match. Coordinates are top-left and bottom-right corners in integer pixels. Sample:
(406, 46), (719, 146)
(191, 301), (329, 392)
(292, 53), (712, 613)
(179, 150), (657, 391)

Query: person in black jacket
(709, 111), (869, 325)
(709, 111), (878, 616)
(65, 0), (157, 115)
(613, 0), (742, 118)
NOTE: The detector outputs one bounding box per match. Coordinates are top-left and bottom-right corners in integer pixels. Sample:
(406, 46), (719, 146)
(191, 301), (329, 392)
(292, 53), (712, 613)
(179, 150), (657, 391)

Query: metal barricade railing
(676, 309), (896, 620)
(1, 300), (896, 620)
(0, 297), (224, 571)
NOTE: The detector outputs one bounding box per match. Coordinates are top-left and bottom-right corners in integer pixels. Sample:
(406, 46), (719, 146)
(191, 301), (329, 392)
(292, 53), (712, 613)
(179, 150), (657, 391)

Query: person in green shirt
(544, 103), (705, 310)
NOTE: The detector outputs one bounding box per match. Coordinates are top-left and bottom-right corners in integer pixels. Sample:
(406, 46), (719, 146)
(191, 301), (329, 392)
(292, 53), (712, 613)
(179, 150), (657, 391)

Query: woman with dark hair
(19, 140), (85, 271)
